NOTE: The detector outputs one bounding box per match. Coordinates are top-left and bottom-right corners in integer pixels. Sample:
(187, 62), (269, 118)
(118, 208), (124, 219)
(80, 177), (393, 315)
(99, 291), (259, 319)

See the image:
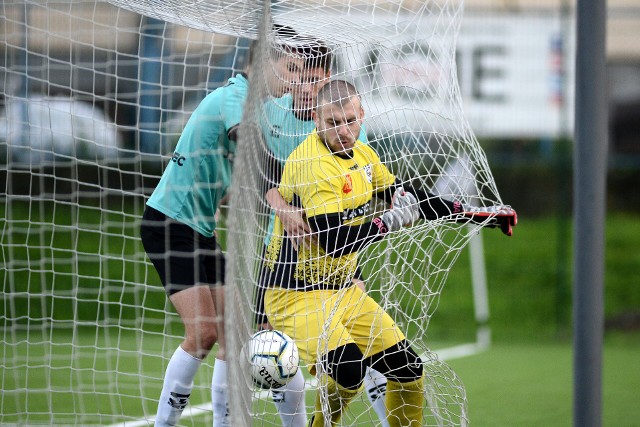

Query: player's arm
(307, 188), (419, 257)
(402, 184), (517, 236)
(374, 181), (456, 220)
(377, 179), (517, 236)
(307, 213), (386, 256)
(263, 146), (314, 250)
(227, 125), (240, 142)
(265, 188), (313, 250)
(267, 144), (322, 249)
(368, 160), (462, 224)
(223, 76), (248, 142)
(298, 157), (418, 256)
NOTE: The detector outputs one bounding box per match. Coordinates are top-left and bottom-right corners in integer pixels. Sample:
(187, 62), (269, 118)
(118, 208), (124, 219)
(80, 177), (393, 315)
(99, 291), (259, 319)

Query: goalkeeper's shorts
(265, 284), (406, 375)
(140, 206), (226, 295)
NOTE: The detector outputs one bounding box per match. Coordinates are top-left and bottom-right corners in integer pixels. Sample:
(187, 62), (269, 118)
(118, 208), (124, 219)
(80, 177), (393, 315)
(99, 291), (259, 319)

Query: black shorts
(140, 206), (226, 295)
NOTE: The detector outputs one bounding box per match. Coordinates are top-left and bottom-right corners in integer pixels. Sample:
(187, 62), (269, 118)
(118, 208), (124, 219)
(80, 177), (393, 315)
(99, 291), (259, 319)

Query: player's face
(313, 95), (364, 156)
(268, 54), (305, 97)
(293, 67), (330, 119)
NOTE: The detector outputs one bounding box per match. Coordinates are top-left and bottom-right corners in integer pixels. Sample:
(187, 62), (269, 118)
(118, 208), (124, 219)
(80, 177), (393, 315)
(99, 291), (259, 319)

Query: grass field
(448, 334), (640, 427)
(3, 330), (638, 426)
(2, 197), (639, 425)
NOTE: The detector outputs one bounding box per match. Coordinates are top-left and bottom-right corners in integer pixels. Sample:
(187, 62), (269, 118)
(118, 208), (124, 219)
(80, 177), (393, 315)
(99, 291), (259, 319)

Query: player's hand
(379, 188), (420, 232)
(279, 208), (317, 250)
(352, 277), (366, 292)
(257, 322), (273, 331)
(462, 205), (518, 236)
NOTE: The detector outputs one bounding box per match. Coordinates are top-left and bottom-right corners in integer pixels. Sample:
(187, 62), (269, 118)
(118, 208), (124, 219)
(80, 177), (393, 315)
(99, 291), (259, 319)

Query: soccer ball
(241, 329), (299, 389)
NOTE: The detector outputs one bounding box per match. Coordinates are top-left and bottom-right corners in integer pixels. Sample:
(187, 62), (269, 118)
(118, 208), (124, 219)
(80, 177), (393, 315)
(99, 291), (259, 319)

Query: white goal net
(226, 3), (498, 427)
(1, 1), (509, 426)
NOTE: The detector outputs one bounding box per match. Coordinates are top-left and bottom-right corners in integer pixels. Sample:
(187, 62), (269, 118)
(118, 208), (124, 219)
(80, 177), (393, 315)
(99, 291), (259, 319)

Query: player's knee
(200, 327), (219, 350)
(321, 343), (366, 390)
(367, 340), (423, 383)
(183, 328), (218, 357)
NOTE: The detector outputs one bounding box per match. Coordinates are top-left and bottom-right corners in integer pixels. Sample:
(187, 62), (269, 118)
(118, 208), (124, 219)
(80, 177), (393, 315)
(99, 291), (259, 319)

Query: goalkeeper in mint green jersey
(139, 25), (310, 427)
(255, 44), (390, 427)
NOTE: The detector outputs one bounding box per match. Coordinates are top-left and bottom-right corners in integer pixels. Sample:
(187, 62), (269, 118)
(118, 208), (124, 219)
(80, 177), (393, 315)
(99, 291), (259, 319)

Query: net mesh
(0, 0), (507, 425)
(224, 2), (502, 426)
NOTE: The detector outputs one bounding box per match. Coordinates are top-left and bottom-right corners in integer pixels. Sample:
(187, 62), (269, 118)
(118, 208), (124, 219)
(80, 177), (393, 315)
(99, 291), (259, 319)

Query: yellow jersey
(262, 131), (395, 290)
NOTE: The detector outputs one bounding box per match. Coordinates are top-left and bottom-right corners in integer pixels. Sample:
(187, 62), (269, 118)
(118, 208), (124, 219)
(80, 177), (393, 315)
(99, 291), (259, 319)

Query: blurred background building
(1, 0), (638, 212)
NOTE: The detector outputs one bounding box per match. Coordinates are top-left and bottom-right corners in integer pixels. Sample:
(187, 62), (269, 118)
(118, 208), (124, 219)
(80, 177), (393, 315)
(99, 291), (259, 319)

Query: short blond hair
(316, 79), (359, 109)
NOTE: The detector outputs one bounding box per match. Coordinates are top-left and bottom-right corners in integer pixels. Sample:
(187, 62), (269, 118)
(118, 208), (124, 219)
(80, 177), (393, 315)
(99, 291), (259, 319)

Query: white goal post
(0, 1), (506, 426)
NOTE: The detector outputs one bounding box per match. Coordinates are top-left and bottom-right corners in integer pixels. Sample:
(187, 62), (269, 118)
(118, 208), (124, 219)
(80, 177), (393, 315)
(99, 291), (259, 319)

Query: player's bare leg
(173, 286), (219, 359)
(155, 286), (218, 426)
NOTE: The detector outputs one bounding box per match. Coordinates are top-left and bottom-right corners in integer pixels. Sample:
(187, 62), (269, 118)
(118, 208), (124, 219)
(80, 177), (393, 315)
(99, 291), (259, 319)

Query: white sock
(364, 367), (389, 427)
(211, 358), (230, 427)
(155, 346), (201, 427)
(271, 368), (307, 427)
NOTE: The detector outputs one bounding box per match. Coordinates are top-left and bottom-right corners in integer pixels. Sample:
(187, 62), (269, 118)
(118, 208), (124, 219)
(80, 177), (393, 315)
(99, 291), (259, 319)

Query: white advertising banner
(318, 12), (575, 139)
(456, 13), (575, 138)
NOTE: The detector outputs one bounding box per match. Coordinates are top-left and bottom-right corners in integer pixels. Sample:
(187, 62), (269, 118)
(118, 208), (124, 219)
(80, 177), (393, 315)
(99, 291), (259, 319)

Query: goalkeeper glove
(461, 204), (518, 236)
(376, 188), (420, 233)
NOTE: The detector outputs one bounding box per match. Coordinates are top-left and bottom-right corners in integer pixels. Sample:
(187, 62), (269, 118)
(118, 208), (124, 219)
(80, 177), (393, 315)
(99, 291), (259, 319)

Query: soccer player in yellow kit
(262, 79), (517, 427)
(257, 43), (390, 427)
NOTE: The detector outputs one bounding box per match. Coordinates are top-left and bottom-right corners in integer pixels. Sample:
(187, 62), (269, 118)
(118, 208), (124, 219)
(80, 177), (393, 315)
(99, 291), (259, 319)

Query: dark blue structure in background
(138, 17), (251, 154)
(138, 17), (167, 154)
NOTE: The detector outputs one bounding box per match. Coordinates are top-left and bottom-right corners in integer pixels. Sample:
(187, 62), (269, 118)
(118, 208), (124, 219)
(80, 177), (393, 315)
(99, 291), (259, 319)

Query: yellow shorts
(264, 285), (406, 375)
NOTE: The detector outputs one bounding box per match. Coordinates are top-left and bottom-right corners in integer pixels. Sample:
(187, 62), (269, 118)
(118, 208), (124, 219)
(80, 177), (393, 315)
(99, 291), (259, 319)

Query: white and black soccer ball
(241, 329), (299, 389)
